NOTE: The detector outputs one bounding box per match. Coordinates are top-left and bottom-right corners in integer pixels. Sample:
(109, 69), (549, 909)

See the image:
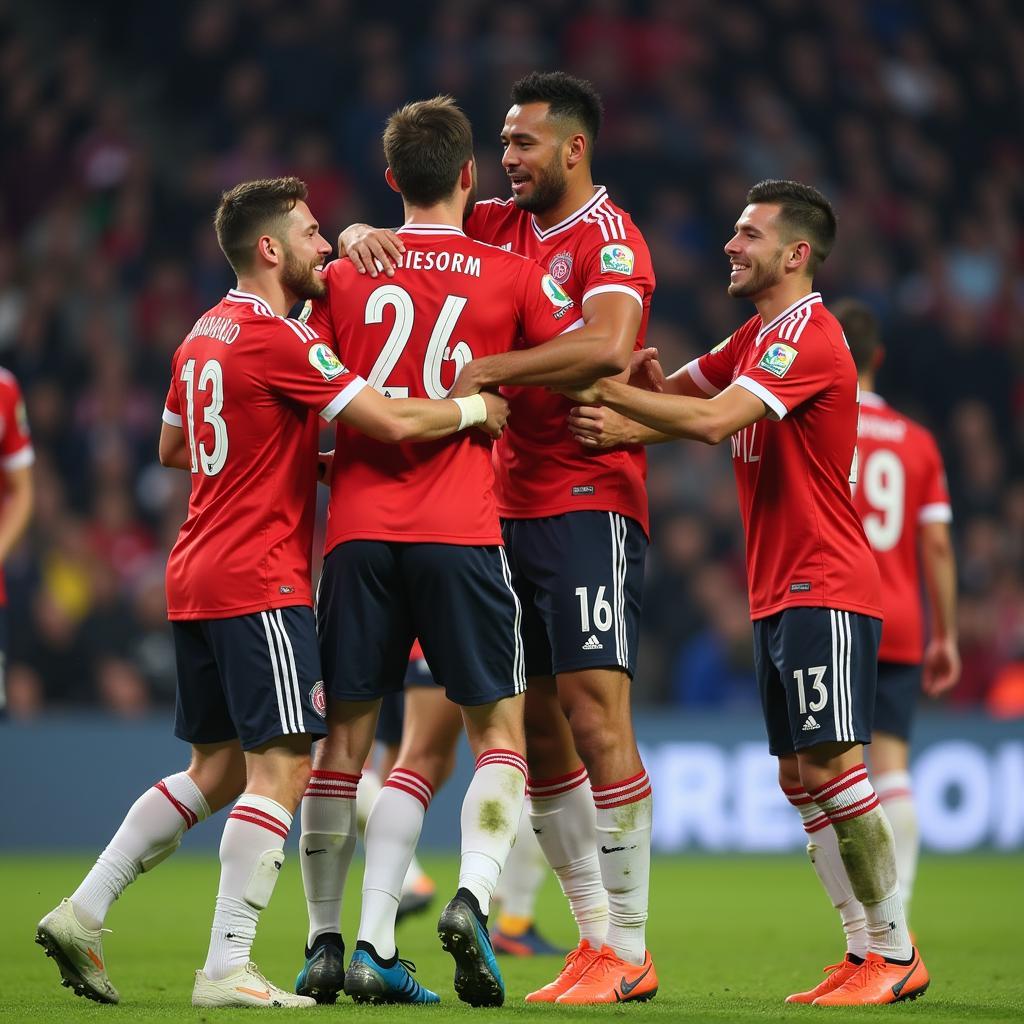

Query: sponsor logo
(549, 250), (573, 284)
(758, 342), (799, 378)
(304, 847), (326, 856)
(582, 634), (604, 651)
(619, 962), (653, 997)
(890, 957), (922, 998)
(802, 715), (821, 732)
(278, 585), (295, 594)
(601, 845), (626, 854)
(310, 680), (327, 718)
(541, 273), (574, 309)
(309, 343), (347, 381)
(572, 485), (595, 495)
(600, 244), (635, 275)
(790, 582), (812, 592)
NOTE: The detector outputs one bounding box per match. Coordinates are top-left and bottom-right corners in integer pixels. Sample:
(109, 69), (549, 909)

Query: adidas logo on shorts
(582, 634), (604, 651)
(802, 715), (821, 731)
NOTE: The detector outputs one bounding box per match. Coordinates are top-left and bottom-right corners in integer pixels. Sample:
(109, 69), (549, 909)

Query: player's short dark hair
(383, 95), (474, 207)
(832, 297), (882, 373)
(214, 176), (308, 275)
(746, 179), (837, 274)
(510, 71), (603, 149)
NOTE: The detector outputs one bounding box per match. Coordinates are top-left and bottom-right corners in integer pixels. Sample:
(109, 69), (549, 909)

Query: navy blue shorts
(318, 542), (524, 707)
(501, 512), (646, 678)
(873, 661), (922, 740)
(375, 657), (438, 746)
(173, 606), (328, 751)
(752, 607), (881, 756)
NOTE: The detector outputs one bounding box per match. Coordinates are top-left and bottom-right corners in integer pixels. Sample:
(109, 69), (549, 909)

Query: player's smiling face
(500, 102), (568, 214)
(725, 203), (786, 299)
(279, 200), (331, 301)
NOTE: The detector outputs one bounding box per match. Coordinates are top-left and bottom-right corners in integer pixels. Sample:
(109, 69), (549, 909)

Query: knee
(564, 699), (619, 763)
(777, 755), (802, 793)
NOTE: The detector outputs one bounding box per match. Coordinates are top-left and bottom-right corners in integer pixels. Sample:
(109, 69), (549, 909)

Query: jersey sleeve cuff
(320, 377), (368, 422)
(557, 316), (586, 335)
(734, 375), (788, 420)
(1, 444), (34, 470)
(581, 283), (644, 307)
(918, 502), (953, 524)
(162, 408), (183, 428)
(683, 358), (720, 397)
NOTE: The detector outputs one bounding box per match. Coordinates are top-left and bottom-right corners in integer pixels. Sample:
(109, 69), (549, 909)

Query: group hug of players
(36, 71), (957, 1009)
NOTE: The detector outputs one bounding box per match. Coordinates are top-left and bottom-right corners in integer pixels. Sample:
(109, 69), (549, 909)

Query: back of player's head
(383, 95), (474, 207)
(832, 297), (882, 373)
(510, 71), (603, 150)
(746, 179), (836, 274)
(214, 176), (308, 275)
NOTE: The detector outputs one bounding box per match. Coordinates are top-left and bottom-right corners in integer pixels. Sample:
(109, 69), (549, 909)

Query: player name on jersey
(376, 248), (481, 277)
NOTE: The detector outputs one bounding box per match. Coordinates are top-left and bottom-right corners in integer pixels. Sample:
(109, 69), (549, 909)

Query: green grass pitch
(2, 853), (1020, 1022)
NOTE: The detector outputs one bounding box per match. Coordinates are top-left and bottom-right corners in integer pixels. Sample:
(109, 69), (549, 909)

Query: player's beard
(511, 153), (567, 214)
(728, 249), (784, 299)
(281, 246), (327, 301)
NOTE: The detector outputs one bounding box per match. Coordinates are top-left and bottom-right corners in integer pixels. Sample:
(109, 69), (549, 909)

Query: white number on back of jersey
(180, 357), (228, 476)
(364, 285), (471, 398)
(862, 448), (905, 552)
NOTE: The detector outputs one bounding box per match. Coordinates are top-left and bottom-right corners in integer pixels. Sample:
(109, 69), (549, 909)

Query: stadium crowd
(1, 0), (1022, 716)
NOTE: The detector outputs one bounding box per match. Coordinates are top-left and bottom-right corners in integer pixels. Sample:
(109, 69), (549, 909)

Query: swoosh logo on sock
(619, 962), (652, 997)
(235, 986), (270, 1000)
(304, 848), (326, 856)
(890, 956), (920, 998)
(601, 845), (625, 854)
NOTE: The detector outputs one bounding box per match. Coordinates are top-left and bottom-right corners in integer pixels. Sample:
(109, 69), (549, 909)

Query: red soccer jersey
(465, 187), (655, 533)
(0, 368), (34, 606)
(306, 224), (573, 551)
(687, 293), (882, 621)
(163, 289), (366, 620)
(853, 392), (951, 663)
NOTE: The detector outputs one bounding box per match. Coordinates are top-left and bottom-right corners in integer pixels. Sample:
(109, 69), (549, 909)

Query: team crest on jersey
(297, 300), (312, 324)
(310, 680), (327, 718)
(600, 244), (634, 275)
(549, 250), (573, 284)
(309, 343), (346, 380)
(758, 342), (799, 378)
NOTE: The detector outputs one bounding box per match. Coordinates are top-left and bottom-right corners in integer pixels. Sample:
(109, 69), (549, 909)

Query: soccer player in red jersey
(341, 72), (659, 1006)
(566, 181), (929, 1006)
(837, 299), (960, 919)
(36, 177), (503, 1010)
(0, 368), (34, 720)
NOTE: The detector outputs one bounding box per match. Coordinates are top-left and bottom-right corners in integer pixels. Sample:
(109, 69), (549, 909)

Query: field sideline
(2, 854), (1020, 1023)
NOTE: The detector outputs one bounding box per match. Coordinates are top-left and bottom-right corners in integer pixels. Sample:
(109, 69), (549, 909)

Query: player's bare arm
(158, 422), (190, 470)
(337, 223), (406, 279)
(0, 463), (32, 562)
(920, 519), (960, 697)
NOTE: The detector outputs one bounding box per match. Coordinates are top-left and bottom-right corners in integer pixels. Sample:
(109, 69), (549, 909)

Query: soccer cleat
(395, 873), (437, 926)
(192, 961), (316, 1007)
(437, 890), (504, 1007)
(524, 939), (601, 1003)
(555, 944), (658, 1004)
(492, 922), (567, 958)
(812, 948), (929, 1006)
(295, 932), (345, 1004)
(785, 953), (862, 1003)
(343, 946), (440, 1004)
(36, 899), (120, 1005)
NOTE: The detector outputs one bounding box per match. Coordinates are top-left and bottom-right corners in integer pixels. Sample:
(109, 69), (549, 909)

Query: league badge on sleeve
(541, 274), (576, 319)
(600, 244), (635, 275)
(309, 343), (347, 380)
(758, 342), (799, 378)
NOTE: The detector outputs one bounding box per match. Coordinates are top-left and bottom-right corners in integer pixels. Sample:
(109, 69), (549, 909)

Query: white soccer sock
(493, 798), (546, 920)
(401, 853), (429, 896)
(875, 770), (919, 915)
(356, 768), (381, 834)
(71, 772), (210, 929)
(810, 764), (913, 960)
(357, 768), (433, 959)
(459, 749), (527, 916)
(593, 770), (652, 965)
(299, 770), (359, 948)
(529, 766), (608, 948)
(783, 784), (868, 958)
(204, 794), (292, 981)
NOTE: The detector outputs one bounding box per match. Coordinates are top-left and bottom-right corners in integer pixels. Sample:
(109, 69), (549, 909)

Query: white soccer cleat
(35, 898), (120, 1004)
(192, 961), (316, 1008)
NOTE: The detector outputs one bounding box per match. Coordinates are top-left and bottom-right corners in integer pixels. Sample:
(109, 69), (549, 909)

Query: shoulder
(0, 367), (18, 395)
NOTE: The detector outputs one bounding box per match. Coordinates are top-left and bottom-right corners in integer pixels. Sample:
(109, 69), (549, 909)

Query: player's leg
(193, 607), (328, 1008)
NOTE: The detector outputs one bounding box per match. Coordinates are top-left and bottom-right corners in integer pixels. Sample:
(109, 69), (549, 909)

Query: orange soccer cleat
(785, 954), (863, 1004)
(554, 945), (658, 1005)
(813, 949), (929, 1006)
(524, 939), (600, 1003)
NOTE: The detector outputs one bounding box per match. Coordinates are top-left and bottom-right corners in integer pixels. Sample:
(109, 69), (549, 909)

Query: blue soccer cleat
(295, 933), (346, 1004)
(437, 889), (505, 1007)
(343, 945), (440, 1004)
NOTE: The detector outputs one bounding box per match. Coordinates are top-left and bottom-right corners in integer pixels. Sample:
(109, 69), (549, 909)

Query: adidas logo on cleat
(802, 715), (821, 731)
(582, 635), (604, 651)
